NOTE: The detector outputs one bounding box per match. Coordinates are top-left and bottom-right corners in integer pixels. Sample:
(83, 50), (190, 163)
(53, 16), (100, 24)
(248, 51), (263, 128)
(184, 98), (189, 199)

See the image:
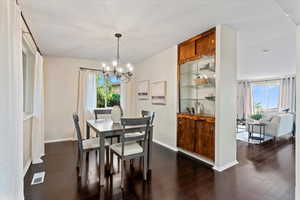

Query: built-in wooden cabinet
(177, 116), (195, 152)
(178, 28), (215, 64)
(179, 42), (196, 62)
(177, 27), (216, 162)
(177, 114), (215, 161)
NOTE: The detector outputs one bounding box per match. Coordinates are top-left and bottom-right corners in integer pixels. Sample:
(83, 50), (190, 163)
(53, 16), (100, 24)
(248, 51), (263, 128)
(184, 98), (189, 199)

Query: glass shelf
(181, 84), (215, 89)
(179, 56), (216, 115)
(180, 67), (215, 76)
(181, 98), (215, 102)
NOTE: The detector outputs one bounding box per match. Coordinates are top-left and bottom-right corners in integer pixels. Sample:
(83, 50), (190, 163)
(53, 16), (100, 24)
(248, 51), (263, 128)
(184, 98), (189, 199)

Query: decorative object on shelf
(99, 33), (133, 82)
(186, 107), (192, 114)
(195, 102), (204, 114)
(137, 80), (150, 100)
(205, 95), (215, 101)
(111, 105), (122, 124)
(151, 81), (167, 105)
(194, 75), (209, 86)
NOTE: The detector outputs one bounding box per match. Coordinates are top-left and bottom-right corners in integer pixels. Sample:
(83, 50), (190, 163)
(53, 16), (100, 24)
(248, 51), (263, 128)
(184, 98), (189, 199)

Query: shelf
(180, 68), (215, 76)
(181, 84), (215, 89)
(181, 98), (209, 101)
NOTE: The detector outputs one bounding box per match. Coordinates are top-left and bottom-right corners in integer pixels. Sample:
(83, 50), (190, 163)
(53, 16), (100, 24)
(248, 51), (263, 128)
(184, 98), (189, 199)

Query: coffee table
(247, 122), (267, 143)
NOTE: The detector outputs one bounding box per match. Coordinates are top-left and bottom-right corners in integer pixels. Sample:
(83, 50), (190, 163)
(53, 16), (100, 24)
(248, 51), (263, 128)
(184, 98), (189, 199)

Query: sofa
(248, 113), (294, 138)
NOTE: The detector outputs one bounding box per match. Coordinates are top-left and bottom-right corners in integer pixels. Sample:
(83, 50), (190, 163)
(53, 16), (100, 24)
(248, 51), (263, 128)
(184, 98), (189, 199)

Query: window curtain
(32, 52), (44, 164)
(0, 0), (24, 199)
(280, 76), (296, 113)
(237, 81), (252, 119)
(76, 70), (97, 139)
(121, 77), (136, 116)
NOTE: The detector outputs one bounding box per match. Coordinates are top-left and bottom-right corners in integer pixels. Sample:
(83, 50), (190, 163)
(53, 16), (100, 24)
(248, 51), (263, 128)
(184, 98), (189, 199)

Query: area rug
(236, 131), (273, 144)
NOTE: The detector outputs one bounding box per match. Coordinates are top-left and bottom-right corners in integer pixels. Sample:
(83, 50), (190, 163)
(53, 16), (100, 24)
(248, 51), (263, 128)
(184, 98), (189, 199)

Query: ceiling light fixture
(100, 33), (133, 82)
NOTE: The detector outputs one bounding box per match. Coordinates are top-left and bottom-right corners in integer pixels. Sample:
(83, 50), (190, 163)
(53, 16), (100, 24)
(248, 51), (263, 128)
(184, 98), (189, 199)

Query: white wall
(214, 25), (238, 170)
(135, 46), (178, 149)
(23, 119), (32, 169)
(44, 56), (101, 142)
(296, 25), (300, 200)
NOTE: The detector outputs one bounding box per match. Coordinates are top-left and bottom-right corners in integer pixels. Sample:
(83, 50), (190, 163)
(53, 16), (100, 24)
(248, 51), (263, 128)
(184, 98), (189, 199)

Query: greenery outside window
(96, 74), (121, 108)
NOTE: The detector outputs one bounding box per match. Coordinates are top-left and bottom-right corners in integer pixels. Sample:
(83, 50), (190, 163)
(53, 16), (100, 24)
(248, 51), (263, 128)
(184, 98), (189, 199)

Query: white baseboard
(23, 159), (31, 177)
(32, 158), (43, 164)
(152, 140), (215, 166)
(178, 148), (214, 166)
(213, 160), (239, 172)
(45, 137), (74, 144)
(153, 139), (178, 152)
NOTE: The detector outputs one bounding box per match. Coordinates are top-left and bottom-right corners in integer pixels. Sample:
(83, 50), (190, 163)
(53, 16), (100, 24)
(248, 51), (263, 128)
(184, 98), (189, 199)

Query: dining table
(86, 118), (154, 186)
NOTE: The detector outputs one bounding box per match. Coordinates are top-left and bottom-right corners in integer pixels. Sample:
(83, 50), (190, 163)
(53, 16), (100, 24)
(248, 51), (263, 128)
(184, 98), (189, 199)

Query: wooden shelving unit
(177, 28), (216, 162)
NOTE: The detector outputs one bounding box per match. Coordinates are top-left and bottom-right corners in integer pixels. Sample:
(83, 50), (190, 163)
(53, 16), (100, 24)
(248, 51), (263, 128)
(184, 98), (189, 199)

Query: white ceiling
(275, 0), (300, 24)
(21, 0), (297, 79)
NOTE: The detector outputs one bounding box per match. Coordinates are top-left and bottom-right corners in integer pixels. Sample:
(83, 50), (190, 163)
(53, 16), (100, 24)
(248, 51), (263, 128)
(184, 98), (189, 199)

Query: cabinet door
(179, 42), (196, 62)
(196, 35), (210, 57)
(194, 120), (215, 161)
(177, 117), (195, 152)
(208, 32), (216, 56)
(205, 122), (215, 160)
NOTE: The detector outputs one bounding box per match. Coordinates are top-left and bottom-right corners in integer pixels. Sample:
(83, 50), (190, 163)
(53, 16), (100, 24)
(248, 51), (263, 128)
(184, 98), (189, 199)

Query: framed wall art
(137, 80), (149, 100)
(151, 81), (167, 105)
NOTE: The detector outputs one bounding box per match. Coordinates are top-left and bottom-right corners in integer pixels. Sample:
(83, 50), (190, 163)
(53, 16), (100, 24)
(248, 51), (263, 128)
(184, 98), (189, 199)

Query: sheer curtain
(121, 77), (136, 116)
(32, 52), (45, 164)
(76, 70), (97, 139)
(0, 0), (24, 199)
(237, 81), (252, 119)
(280, 76), (296, 112)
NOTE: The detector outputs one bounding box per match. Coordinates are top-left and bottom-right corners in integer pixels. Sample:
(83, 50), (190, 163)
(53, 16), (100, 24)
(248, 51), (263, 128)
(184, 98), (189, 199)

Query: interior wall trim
(23, 160), (31, 177)
(153, 139), (178, 152)
(212, 160), (239, 172)
(178, 148), (215, 166)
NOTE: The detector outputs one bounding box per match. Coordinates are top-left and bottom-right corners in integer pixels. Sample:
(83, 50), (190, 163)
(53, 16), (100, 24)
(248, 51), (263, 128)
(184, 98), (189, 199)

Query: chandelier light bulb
(128, 66), (133, 72)
(112, 60), (118, 67)
(117, 67), (123, 73)
(105, 66), (110, 71)
(102, 63), (106, 68)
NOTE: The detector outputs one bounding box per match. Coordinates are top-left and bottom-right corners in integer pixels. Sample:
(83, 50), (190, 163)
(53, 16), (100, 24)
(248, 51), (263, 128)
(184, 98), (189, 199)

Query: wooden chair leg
(143, 154), (148, 181)
(105, 147), (109, 170)
(121, 159), (125, 189)
(110, 151), (114, 174)
(117, 136), (121, 172)
(79, 152), (84, 177)
(77, 151), (81, 169)
(86, 152), (89, 162)
(139, 157), (142, 169)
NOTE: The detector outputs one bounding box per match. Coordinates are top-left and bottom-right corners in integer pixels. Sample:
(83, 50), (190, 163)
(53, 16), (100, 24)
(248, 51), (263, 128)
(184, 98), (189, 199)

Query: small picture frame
(137, 80), (149, 100)
(151, 81), (167, 105)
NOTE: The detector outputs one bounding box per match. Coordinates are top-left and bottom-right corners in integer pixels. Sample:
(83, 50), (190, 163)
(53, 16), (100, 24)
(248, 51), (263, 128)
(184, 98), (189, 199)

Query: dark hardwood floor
(24, 137), (295, 200)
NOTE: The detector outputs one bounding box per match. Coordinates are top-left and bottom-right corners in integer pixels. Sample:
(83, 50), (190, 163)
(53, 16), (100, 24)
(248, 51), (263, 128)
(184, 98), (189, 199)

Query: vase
(111, 105), (121, 124)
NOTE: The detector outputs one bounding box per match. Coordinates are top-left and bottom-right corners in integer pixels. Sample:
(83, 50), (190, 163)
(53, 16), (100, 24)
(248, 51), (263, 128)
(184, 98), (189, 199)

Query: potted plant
(250, 103), (263, 122)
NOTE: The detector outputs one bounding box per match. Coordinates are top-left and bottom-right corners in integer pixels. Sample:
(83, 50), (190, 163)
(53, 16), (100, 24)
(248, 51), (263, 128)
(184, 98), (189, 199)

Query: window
(22, 39), (35, 114)
(96, 74), (121, 108)
(251, 81), (280, 113)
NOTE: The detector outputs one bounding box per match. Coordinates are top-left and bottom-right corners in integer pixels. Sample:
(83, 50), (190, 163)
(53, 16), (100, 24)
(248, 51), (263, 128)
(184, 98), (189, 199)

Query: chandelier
(100, 33), (133, 82)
